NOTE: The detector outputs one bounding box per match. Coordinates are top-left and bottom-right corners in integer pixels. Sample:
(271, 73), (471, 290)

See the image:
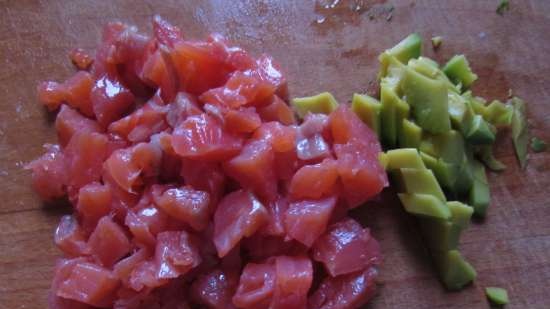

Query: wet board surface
(0, 0), (549, 308)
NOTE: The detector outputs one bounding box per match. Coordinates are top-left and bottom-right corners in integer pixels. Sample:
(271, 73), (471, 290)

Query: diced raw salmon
(289, 159), (339, 200)
(312, 218), (381, 277)
(223, 139), (277, 202)
(153, 186), (211, 231)
(88, 216), (132, 267)
(191, 269), (238, 309)
(171, 114), (243, 161)
(253, 122), (296, 153)
(108, 102), (168, 143)
(56, 105), (101, 147)
(25, 144), (68, 200)
(213, 190), (269, 257)
(155, 230), (201, 279)
(284, 196), (336, 247)
(91, 75), (135, 128)
(308, 267), (378, 309)
(257, 95), (296, 125)
(57, 261), (120, 308)
(233, 262), (276, 309)
(54, 215), (90, 257)
(77, 182), (112, 231)
(69, 48), (94, 70)
(271, 255), (313, 309)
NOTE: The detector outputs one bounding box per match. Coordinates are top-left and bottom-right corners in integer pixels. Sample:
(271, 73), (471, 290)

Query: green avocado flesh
(291, 92), (339, 118)
(485, 287), (509, 305)
(368, 33), (518, 292)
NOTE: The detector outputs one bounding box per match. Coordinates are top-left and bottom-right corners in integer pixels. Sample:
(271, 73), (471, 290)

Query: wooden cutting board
(1, 1), (548, 308)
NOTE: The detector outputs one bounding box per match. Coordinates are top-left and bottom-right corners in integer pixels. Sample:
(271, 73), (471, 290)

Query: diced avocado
(419, 138), (438, 157)
(351, 93), (382, 136)
(388, 33), (422, 63)
(496, 0), (510, 15)
(291, 92), (338, 118)
(398, 193), (451, 220)
(380, 84), (400, 148)
(452, 156), (474, 196)
(399, 119), (423, 148)
(402, 67), (451, 134)
(421, 151), (460, 189)
(469, 179), (490, 217)
(511, 97), (528, 169)
(385, 148), (425, 170)
(470, 156), (489, 183)
(447, 201), (474, 229)
(419, 218), (461, 251)
(428, 130), (466, 165)
(448, 91), (468, 129)
(433, 250), (477, 290)
(467, 95), (488, 117)
(485, 100), (513, 127)
(395, 97), (410, 138)
(531, 137), (547, 153)
(478, 146), (506, 172)
(378, 152), (389, 170)
(443, 55), (478, 89)
(398, 168), (447, 201)
(485, 287), (509, 305)
(465, 115), (496, 145)
(431, 36), (443, 49)
(408, 57), (440, 79)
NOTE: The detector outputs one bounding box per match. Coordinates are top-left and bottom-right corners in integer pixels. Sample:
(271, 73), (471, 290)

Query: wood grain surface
(1, 0), (549, 308)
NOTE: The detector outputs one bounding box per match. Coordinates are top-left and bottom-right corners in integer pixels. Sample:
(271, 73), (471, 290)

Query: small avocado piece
(429, 130), (466, 165)
(448, 91), (468, 129)
(485, 100), (513, 127)
(485, 287), (509, 305)
(419, 218), (461, 251)
(531, 137), (547, 153)
(447, 201), (474, 229)
(431, 36), (443, 49)
(443, 55), (478, 89)
(467, 95), (488, 116)
(379, 33), (422, 77)
(402, 67), (451, 134)
(420, 151), (460, 189)
(452, 156), (475, 196)
(398, 168), (447, 201)
(477, 145), (506, 172)
(496, 0), (510, 15)
(399, 119), (423, 148)
(385, 148), (426, 170)
(378, 152), (389, 170)
(465, 115), (496, 145)
(470, 156), (489, 183)
(291, 92), (338, 119)
(351, 93), (382, 136)
(398, 193), (451, 220)
(380, 84), (401, 148)
(511, 97), (528, 169)
(433, 250), (477, 290)
(469, 178), (490, 217)
(408, 57), (440, 78)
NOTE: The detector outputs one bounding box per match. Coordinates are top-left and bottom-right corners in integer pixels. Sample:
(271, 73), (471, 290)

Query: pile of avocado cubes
(354, 33), (515, 290)
(291, 33), (516, 291)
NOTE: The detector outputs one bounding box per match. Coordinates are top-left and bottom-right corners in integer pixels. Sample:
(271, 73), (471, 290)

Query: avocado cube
(385, 148), (425, 170)
(380, 84), (400, 148)
(469, 179), (490, 217)
(428, 130), (466, 165)
(420, 151), (460, 189)
(466, 115), (496, 145)
(470, 157), (488, 183)
(452, 157), (474, 196)
(485, 100), (513, 127)
(399, 119), (423, 148)
(402, 67), (451, 134)
(398, 168), (447, 201)
(351, 93), (381, 136)
(291, 92), (338, 118)
(433, 250), (477, 290)
(398, 193), (451, 220)
(443, 55), (478, 89)
(379, 33), (422, 77)
(448, 91), (468, 128)
(485, 287), (509, 305)
(419, 217), (461, 251)
(447, 201), (474, 229)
